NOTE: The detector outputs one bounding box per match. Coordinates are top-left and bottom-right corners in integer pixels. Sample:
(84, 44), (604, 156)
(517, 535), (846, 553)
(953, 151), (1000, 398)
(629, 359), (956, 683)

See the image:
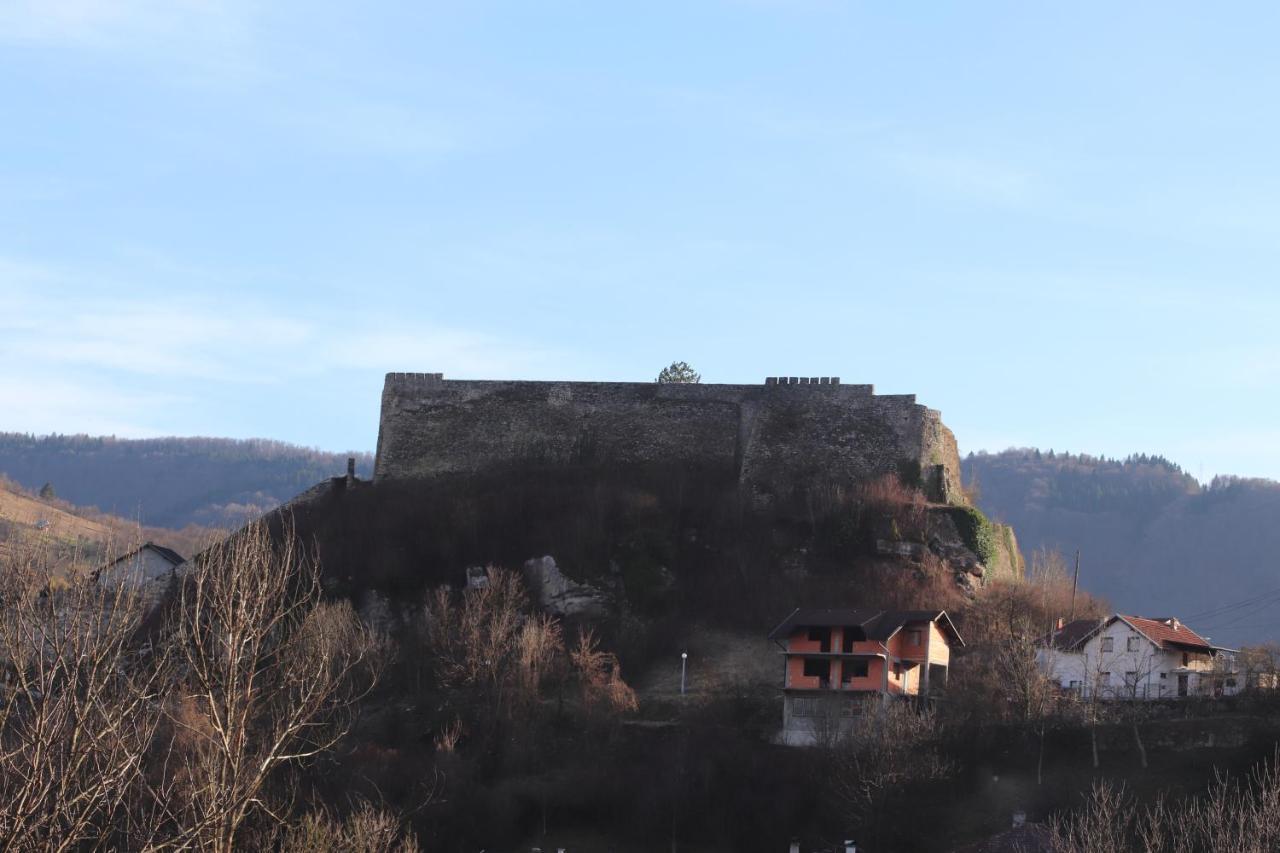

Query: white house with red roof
(1037, 614), (1239, 700)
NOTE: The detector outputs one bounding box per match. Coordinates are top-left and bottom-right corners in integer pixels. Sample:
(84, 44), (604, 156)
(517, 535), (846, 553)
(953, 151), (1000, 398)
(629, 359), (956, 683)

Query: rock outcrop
(522, 555), (612, 618)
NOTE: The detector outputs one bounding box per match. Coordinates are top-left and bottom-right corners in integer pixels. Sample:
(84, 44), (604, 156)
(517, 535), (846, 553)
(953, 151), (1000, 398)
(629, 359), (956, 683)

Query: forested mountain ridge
(964, 449), (1280, 646)
(0, 433), (372, 528)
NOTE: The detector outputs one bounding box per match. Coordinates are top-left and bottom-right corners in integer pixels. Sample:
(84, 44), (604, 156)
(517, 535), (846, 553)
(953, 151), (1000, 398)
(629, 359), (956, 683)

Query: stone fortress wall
(373, 373), (963, 503)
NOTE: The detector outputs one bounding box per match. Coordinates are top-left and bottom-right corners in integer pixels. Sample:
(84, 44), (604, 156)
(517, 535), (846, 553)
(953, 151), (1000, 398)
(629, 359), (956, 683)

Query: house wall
(98, 549), (175, 589)
(928, 622), (951, 667)
(785, 654), (885, 691)
(781, 693), (878, 746)
(1039, 620), (1238, 700)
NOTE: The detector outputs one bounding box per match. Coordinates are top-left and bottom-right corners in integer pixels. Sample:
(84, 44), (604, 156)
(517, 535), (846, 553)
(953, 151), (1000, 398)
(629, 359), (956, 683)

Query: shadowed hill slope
(964, 449), (1280, 646)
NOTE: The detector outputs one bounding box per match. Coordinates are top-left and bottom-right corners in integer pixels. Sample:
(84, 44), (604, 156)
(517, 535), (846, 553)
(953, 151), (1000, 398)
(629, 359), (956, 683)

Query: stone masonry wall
(374, 374), (964, 502)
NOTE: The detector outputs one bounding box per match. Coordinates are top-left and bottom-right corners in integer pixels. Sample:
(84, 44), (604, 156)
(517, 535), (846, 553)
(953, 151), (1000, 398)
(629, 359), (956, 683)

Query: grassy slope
(0, 480), (217, 572)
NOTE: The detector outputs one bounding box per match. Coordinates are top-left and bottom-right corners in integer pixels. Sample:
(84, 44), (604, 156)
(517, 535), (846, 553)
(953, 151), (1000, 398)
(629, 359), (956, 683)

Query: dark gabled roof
(768, 607), (965, 647)
(101, 542), (186, 570)
(1043, 618), (1106, 650)
(767, 608), (881, 639)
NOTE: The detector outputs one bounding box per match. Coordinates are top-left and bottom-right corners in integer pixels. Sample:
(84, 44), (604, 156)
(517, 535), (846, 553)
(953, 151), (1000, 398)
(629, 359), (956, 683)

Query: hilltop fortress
(374, 373), (964, 503)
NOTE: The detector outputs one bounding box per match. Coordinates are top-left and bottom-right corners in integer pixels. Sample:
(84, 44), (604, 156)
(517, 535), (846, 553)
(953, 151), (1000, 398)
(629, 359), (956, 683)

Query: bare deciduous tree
(570, 627), (638, 715)
(160, 520), (380, 853)
(280, 800), (421, 853)
(425, 566), (527, 694)
(830, 703), (951, 847)
(0, 542), (172, 851)
(1049, 752), (1280, 853)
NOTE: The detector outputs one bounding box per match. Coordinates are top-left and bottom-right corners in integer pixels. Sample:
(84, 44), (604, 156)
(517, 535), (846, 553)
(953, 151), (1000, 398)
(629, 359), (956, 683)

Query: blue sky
(4, 2), (1280, 480)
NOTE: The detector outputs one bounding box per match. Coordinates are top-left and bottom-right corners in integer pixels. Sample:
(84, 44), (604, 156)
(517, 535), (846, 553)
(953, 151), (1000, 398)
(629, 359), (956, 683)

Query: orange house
(768, 608), (964, 745)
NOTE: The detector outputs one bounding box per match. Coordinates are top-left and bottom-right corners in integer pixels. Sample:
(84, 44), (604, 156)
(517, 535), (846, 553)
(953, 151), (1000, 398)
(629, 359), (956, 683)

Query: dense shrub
(948, 505), (997, 565)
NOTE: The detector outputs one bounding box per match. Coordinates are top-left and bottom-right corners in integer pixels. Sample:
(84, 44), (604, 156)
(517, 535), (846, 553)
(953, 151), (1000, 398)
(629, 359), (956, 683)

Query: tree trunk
(1132, 722), (1148, 769)
(1037, 725), (1045, 785)
(1091, 725), (1099, 769)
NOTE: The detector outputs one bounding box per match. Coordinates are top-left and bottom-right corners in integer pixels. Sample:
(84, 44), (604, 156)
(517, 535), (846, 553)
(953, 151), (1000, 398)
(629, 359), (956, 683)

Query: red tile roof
(1119, 615), (1214, 652)
(1044, 614), (1218, 653)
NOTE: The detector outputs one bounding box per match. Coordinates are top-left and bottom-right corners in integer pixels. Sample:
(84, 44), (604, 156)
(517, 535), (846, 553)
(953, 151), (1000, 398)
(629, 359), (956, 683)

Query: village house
(1037, 614), (1239, 700)
(768, 608), (963, 745)
(93, 542), (186, 612)
(95, 542), (186, 589)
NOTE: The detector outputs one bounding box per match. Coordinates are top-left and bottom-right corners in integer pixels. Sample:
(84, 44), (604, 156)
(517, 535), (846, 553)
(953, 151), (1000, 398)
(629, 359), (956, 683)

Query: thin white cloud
(0, 0), (263, 84)
(0, 374), (180, 438)
(2, 253), (563, 396)
(0, 0), (247, 45)
(886, 149), (1038, 206)
(327, 327), (563, 379)
(277, 100), (462, 161)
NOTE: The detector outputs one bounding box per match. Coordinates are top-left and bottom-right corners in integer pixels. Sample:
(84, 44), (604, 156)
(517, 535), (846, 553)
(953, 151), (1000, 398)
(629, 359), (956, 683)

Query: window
(843, 660), (869, 681)
(1099, 671), (1112, 685)
(907, 629), (923, 647)
(1125, 671), (1139, 690)
(1068, 680), (1082, 692)
(1128, 636), (1141, 652)
(792, 697), (818, 717)
(803, 659), (830, 680)
(807, 627), (831, 653)
(1101, 637), (1115, 652)
(1182, 653), (1190, 666)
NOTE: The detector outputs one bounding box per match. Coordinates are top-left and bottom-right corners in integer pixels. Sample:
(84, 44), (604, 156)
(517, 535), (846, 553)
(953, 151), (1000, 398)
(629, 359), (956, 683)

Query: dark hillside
(964, 449), (1280, 646)
(275, 460), (974, 637)
(0, 433), (372, 528)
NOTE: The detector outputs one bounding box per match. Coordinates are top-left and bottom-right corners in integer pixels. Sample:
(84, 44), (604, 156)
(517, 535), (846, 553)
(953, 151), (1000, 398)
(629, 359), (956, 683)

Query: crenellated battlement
(374, 372), (961, 502)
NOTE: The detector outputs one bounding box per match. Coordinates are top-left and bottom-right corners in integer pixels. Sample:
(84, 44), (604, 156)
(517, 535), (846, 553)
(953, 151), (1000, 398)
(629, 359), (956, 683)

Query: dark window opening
(803, 659), (830, 680)
(907, 629), (923, 647)
(843, 660), (870, 681)
(807, 627), (831, 653)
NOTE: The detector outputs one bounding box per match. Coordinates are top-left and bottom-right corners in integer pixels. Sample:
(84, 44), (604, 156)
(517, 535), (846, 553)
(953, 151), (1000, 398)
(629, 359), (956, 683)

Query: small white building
(1037, 614), (1239, 700)
(94, 543), (186, 602)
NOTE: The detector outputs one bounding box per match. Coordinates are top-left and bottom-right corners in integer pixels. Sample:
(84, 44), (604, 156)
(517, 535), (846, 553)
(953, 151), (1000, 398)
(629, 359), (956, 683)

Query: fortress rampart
(374, 373), (963, 502)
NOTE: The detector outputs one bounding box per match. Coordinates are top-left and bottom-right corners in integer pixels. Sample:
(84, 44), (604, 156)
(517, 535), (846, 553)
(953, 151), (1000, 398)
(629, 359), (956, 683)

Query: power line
(1182, 584), (1280, 622)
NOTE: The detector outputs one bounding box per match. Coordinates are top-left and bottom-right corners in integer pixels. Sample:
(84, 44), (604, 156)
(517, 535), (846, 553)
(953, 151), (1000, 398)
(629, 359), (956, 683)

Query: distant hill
(964, 449), (1280, 646)
(0, 434), (372, 529)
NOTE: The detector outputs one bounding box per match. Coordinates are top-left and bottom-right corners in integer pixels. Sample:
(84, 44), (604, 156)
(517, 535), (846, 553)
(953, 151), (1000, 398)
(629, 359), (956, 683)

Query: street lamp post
(681, 651), (688, 695)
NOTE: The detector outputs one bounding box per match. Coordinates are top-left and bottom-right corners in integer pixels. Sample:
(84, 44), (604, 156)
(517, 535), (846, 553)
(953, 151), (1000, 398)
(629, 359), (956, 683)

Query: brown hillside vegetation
(0, 475), (218, 572)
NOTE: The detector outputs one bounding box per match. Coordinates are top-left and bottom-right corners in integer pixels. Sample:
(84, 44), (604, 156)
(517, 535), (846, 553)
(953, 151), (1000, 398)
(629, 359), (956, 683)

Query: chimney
(1056, 617), (1066, 632)
(1012, 810), (1027, 828)
(346, 457), (356, 485)
(789, 840), (800, 853)
(845, 841), (857, 853)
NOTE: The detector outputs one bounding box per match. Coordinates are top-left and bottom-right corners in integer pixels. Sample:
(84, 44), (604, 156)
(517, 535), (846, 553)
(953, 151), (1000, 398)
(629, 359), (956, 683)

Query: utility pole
(1069, 549), (1081, 621)
(680, 651), (688, 695)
